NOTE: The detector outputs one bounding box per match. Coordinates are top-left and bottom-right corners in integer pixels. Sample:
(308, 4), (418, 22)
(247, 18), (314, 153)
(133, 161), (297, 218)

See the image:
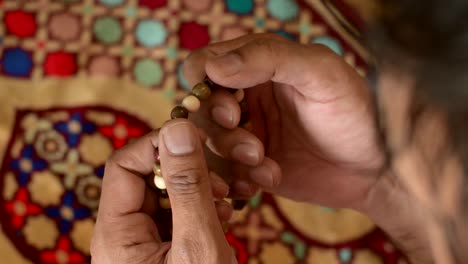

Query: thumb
(159, 119), (234, 263)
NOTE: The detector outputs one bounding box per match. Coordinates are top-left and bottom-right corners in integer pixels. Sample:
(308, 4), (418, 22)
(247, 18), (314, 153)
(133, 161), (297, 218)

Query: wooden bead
(171, 106), (189, 119)
(234, 89), (245, 102)
(154, 175), (166, 189)
(160, 188), (169, 198)
(204, 78), (215, 88)
(192, 82), (212, 100)
(159, 197), (171, 209)
(243, 121), (253, 132)
(181, 95), (201, 113)
(153, 163), (162, 177)
(146, 174), (158, 191)
(239, 98), (248, 112)
(154, 148), (160, 164)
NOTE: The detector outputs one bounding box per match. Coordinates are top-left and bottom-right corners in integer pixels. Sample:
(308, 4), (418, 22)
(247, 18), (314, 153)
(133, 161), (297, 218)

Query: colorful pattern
(0, 0), (402, 263)
(1, 108), (151, 263)
(0, 0), (368, 101)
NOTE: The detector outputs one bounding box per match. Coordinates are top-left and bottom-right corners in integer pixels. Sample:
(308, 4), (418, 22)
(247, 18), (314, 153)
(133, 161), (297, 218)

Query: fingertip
(183, 48), (211, 87)
(215, 200), (234, 222)
(210, 171), (230, 199)
(230, 143), (262, 167)
(232, 181), (259, 197)
(249, 157), (282, 188)
(160, 119), (200, 157)
(206, 52), (243, 79)
(211, 106), (235, 129)
(198, 127), (208, 143)
(208, 90), (241, 129)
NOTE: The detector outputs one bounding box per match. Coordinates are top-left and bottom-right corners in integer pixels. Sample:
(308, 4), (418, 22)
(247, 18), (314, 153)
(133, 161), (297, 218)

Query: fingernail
(211, 53), (242, 76)
(249, 165), (274, 187)
(211, 106), (234, 127)
(162, 122), (197, 156)
(233, 181), (257, 196)
(231, 143), (260, 166)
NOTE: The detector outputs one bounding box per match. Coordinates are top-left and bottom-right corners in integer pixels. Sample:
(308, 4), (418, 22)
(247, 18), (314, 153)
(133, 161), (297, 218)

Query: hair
(367, 0), (468, 262)
(369, 0), (468, 109)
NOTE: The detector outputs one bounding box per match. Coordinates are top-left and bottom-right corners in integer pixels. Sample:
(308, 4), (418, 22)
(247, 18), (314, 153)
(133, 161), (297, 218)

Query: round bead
(192, 82), (211, 100)
(146, 174), (157, 190)
(181, 95), (201, 113)
(171, 106), (189, 119)
(243, 121), (253, 132)
(159, 197), (171, 209)
(153, 163), (162, 177)
(154, 175), (166, 189)
(154, 148), (160, 164)
(239, 98), (249, 112)
(160, 188), (169, 198)
(204, 78), (215, 88)
(234, 89), (245, 102)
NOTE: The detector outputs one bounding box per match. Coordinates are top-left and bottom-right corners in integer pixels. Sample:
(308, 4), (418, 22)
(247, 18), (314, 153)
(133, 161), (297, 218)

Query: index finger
(182, 33), (286, 87)
(98, 130), (159, 220)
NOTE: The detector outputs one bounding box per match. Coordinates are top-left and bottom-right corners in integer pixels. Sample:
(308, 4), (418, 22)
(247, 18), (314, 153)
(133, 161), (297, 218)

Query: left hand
(91, 119), (236, 264)
(184, 33), (383, 208)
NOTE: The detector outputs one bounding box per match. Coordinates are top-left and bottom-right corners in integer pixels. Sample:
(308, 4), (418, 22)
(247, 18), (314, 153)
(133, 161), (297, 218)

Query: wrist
(359, 173), (434, 264)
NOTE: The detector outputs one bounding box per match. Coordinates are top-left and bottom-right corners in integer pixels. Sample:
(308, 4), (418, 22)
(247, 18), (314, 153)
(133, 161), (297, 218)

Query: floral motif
(51, 150), (93, 189)
(76, 175), (102, 210)
(34, 130), (67, 161)
(21, 114), (52, 144)
(99, 116), (144, 149)
(55, 113), (96, 147)
(10, 146), (47, 185)
(40, 236), (85, 264)
(4, 188), (41, 229)
(232, 211), (278, 254)
(226, 232), (248, 264)
(44, 192), (90, 234)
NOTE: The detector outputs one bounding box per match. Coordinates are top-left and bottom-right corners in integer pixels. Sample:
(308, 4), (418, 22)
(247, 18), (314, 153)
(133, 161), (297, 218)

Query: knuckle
(258, 32), (287, 42)
(313, 43), (342, 62)
(105, 148), (142, 173)
(166, 167), (206, 194)
(105, 151), (121, 169)
(184, 47), (210, 67)
(178, 239), (205, 261)
(177, 238), (224, 264)
(250, 38), (275, 54)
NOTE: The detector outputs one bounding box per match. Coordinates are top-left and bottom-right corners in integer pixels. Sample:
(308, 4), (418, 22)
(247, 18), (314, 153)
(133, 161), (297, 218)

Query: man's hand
(185, 33), (384, 209)
(183, 33), (435, 263)
(91, 119), (236, 264)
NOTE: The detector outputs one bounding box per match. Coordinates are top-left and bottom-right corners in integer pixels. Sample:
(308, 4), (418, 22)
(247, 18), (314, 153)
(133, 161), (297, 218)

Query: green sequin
(93, 17), (122, 44)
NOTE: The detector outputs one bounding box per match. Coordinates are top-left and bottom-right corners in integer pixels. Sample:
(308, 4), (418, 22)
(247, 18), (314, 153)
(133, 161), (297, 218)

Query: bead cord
(153, 79), (250, 241)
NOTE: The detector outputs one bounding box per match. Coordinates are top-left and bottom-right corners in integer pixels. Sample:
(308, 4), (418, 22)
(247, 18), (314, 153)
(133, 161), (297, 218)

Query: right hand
(184, 33), (384, 210)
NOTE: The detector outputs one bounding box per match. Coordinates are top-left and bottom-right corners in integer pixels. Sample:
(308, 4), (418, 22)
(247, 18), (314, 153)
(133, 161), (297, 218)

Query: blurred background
(0, 0), (403, 263)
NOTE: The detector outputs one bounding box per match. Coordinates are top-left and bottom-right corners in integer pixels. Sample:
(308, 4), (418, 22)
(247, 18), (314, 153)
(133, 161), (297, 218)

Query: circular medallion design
(0, 107), (152, 262)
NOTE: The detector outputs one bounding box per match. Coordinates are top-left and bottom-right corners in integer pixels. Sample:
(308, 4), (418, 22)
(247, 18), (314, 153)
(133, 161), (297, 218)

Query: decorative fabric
(0, 0), (404, 263)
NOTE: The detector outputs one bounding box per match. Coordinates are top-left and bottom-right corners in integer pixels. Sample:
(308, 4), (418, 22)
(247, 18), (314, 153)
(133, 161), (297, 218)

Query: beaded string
(150, 79), (251, 241)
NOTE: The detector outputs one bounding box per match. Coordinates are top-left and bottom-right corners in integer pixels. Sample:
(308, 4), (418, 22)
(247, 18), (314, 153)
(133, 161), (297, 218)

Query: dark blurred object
(368, 0), (468, 111)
